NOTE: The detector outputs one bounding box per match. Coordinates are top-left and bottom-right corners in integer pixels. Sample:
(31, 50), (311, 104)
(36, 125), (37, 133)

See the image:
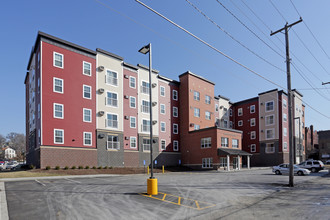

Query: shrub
(29, 164), (35, 169)
(103, 166), (108, 169)
(85, 166), (90, 169)
(92, 166), (97, 169)
(45, 166), (51, 170)
(78, 166), (84, 169)
(97, 166), (102, 169)
(71, 166), (76, 169)
(55, 166), (60, 170)
(109, 166), (113, 169)
(64, 166), (69, 170)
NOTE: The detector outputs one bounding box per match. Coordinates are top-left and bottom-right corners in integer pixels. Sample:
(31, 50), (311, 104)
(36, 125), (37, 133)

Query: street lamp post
(139, 43), (158, 195)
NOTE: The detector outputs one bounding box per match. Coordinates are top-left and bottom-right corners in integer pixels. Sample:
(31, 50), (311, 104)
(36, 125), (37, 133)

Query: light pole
(139, 43), (158, 195)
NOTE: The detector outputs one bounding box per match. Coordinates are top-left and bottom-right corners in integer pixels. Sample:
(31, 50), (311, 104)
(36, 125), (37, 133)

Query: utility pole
(322, 82), (330, 85)
(271, 18), (302, 187)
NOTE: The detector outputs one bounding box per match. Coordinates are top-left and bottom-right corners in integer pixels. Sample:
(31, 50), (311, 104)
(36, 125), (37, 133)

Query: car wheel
(275, 170), (281, 175)
(311, 168), (317, 173)
(297, 171), (303, 176)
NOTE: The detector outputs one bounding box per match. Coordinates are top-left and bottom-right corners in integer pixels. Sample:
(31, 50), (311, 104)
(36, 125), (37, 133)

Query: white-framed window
(160, 86), (165, 97)
(173, 90), (178, 100)
(194, 91), (200, 101)
(83, 132), (92, 146)
(221, 137), (228, 147)
(54, 103), (63, 119)
(283, 99), (287, 108)
(194, 124), (200, 130)
(141, 100), (150, 113)
(238, 108), (243, 116)
(160, 122), (166, 132)
(251, 131), (256, 139)
(130, 96), (136, 108)
(106, 92), (118, 107)
(143, 139), (150, 151)
(250, 144), (256, 152)
(205, 111), (211, 120)
(250, 118), (256, 127)
(265, 115), (274, 126)
(141, 81), (150, 94)
(201, 137), (211, 148)
(173, 107), (178, 117)
(83, 61), (91, 76)
(283, 142), (288, 151)
(265, 100), (274, 112)
(202, 158), (213, 168)
(54, 129), (64, 144)
(53, 52), (63, 68)
(283, 113), (287, 122)
(205, 95), (211, 104)
(161, 139), (166, 150)
(130, 137), (137, 148)
(83, 85), (91, 99)
(83, 108), (92, 122)
(220, 157), (227, 167)
(283, 127), (287, 136)
(232, 139), (239, 148)
(53, 78), (63, 93)
(106, 70), (118, 86)
(173, 123), (178, 134)
(142, 119), (150, 132)
(238, 120), (243, 127)
(265, 143), (275, 153)
(173, 140), (179, 151)
(194, 108), (200, 117)
(250, 105), (255, 113)
(107, 135), (120, 150)
(129, 76), (136, 88)
(215, 104), (219, 112)
(160, 104), (166, 114)
(106, 113), (118, 128)
(266, 129), (275, 139)
(130, 116), (136, 128)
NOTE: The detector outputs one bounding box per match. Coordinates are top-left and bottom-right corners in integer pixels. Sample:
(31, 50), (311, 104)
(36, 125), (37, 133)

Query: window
(130, 96), (136, 108)
(143, 139), (150, 151)
(161, 140), (166, 150)
(283, 99), (287, 108)
(205, 111), (211, 120)
(250, 118), (256, 127)
(202, 158), (213, 168)
(142, 119), (150, 132)
(54, 129), (64, 144)
(266, 129), (275, 139)
(221, 137), (228, 147)
(141, 100), (150, 113)
(250, 105), (255, 113)
(283, 142), (288, 151)
(107, 135), (119, 150)
(229, 109), (232, 116)
(83, 85), (91, 99)
(106, 92), (118, 107)
(173, 90), (178, 100)
(129, 76), (136, 88)
(265, 143), (275, 153)
(205, 95), (211, 104)
(224, 108), (228, 117)
(194, 108), (200, 117)
(265, 115), (274, 125)
(194, 91), (200, 101)
(173, 140), (179, 151)
(160, 86), (165, 97)
(83, 132), (92, 146)
(83, 108), (91, 122)
(173, 124), (178, 134)
(106, 113), (118, 128)
(265, 101), (274, 112)
(238, 120), (243, 127)
(130, 137), (137, 148)
(141, 81), (150, 94)
(283, 127), (287, 136)
(201, 137), (211, 148)
(106, 70), (118, 86)
(38, 104), (40, 119)
(238, 108), (243, 116)
(194, 124), (200, 130)
(223, 120), (228, 128)
(283, 113), (287, 122)
(229, 121), (233, 128)
(83, 61), (91, 76)
(250, 144), (256, 152)
(53, 52), (63, 68)
(130, 116), (136, 128)
(215, 104), (219, 112)
(251, 131), (256, 139)
(160, 104), (166, 114)
(232, 139), (239, 148)
(54, 103), (63, 119)
(220, 157), (227, 167)
(53, 78), (63, 93)
(173, 107), (178, 117)
(160, 122), (166, 132)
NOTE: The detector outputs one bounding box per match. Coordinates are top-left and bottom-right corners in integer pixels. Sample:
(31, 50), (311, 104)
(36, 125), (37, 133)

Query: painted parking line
(65, 178), (81, 184)
(139, 192), (216, 210)
(35, 180), (46, 186)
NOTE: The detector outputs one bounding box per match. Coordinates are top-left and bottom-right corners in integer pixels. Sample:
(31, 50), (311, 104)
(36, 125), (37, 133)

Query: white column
(226, 155), (230, 171)
(247, 156), (250, 169)
(238, 156), (241, 170)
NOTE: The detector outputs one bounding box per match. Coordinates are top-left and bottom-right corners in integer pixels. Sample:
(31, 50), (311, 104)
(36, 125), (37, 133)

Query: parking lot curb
(0, 182), (9, 220)
(0, 174), (122, 182)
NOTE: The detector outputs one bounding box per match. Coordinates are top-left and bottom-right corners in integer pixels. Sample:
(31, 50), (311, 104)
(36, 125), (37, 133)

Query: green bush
(71, 166), (76, 169)
(92, 166), (97, 169)
(64, 166), (69, 170)
(97, 166), (102, 169)
(55, 166), (60, 170)
(45, 166), (51, 170)
(109, 166), (113, 169)
(85, 166), (90, 169)
(29, 164), (35, 169)
(78, 166), (84, 169)
(103, 166), (108, 169)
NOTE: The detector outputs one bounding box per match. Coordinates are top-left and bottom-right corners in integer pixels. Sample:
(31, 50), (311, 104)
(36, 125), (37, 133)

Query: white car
(5, 161), (19, 170)
(272, 163), (311, 176)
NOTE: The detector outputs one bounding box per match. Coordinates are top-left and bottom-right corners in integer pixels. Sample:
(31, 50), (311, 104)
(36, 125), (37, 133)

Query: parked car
(298, 160), (324, 173)
(272, 163), (311, 176)
(5, 161), (19, 170)
(325, 160), (330, 165)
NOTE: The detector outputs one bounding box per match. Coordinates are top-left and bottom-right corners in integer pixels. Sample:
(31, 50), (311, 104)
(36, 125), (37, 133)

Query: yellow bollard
(162, 165), (164, 174)
(147, 166), (149, 175)
(147, 178), (158, 195)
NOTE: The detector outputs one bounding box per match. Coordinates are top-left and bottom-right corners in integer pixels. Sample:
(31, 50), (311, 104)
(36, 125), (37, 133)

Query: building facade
(305, 125), (319, 159)
(317, 130), (330, 161)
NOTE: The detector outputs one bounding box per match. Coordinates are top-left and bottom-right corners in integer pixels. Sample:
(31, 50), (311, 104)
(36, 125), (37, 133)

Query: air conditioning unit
(190, 123), (194, 127)
(99, 111), (105, 116)
(152, 102), (157, 107)
(124, 95), (129, 99)
(152, 83), (157, 88)
(98, 134), (105, 139)
(261, 130), (264, 133)
(220, 106), (224, 109)
(125, 136), (129, 140)
(124, 116), (129, 120)
(98, 66), (105, 71)
(98, 88), (104, 94)
(152, 120), (157, 125)
(260, 102), (264, 105)
(261, 116), (264, 119)
(124, 75), (129, 79)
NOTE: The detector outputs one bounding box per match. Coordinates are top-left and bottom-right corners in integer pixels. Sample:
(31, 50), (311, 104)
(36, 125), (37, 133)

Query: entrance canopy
(217, 148), (252, 156)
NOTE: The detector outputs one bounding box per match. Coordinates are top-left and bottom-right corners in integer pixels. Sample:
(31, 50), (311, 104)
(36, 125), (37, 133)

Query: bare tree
(0, 134), (6, 147)
(6, 132), (26, 154)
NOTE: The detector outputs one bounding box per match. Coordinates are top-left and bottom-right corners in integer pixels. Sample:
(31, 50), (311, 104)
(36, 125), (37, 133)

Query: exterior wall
(318, 130), (330, 161)
(170, 82), (180, 152)
(292, 91), (304, 163)
(279, 92), (289, 163)
(216, 97), (231, 129)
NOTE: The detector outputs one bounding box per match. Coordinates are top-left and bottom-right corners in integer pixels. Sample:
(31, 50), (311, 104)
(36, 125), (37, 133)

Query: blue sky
(1, 0), (330, 136)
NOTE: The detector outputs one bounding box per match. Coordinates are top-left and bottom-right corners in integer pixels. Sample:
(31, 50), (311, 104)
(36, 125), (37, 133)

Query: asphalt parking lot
(2, 169), (330, 220)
